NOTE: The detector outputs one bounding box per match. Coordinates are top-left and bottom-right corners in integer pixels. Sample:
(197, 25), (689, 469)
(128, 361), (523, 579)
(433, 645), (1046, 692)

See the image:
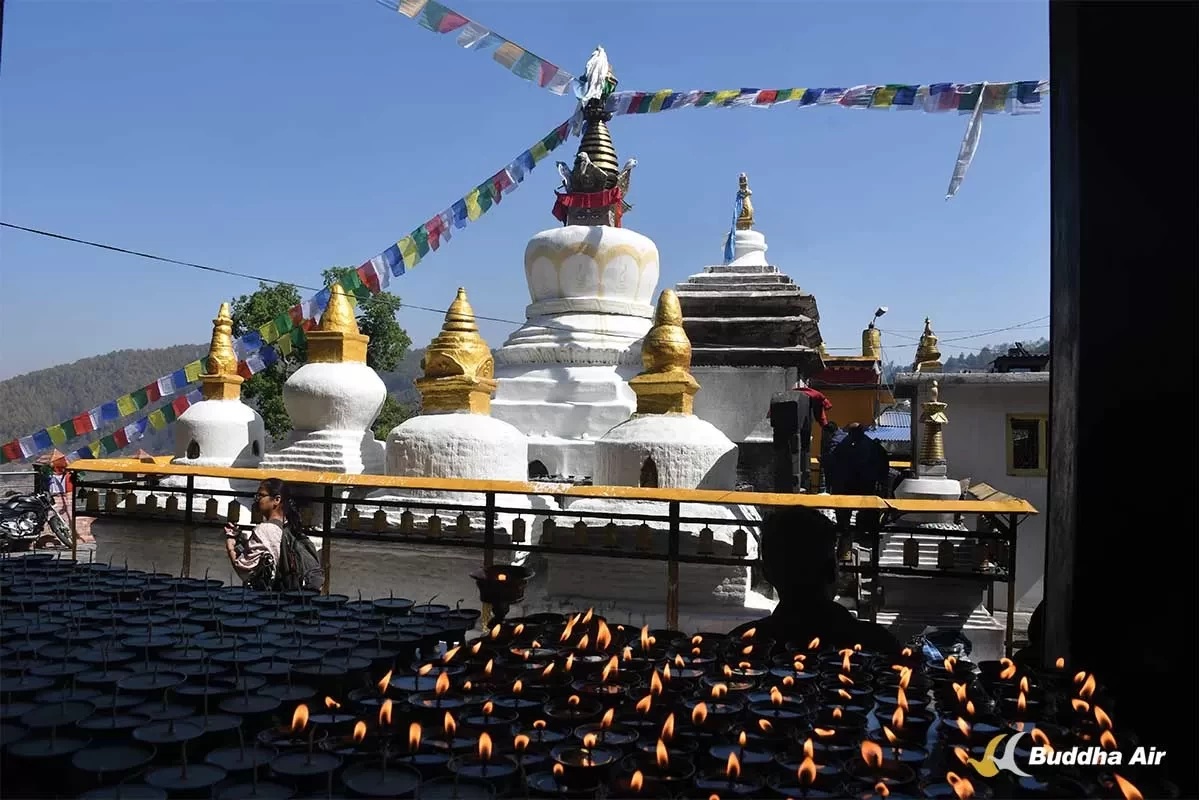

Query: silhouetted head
(759, 507), (840, 603)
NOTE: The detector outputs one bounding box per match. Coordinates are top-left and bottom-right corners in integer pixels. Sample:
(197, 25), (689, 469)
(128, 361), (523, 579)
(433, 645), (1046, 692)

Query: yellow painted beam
(886, 498), (1037, 515)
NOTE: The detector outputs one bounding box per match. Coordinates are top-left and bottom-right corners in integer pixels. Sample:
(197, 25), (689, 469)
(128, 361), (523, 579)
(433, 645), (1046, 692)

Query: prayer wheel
(165, 494), (180, 516)
(227, 501), (240, 525)
(105, 491), (119, 513)
(142, 493), (158, 512)
(373, 509), (388, 532)
(573, 521), (588, 547)
(427, 514), (442, 537)
(937, 539), (956, 570)
(731, 528), (748, 558)
(400, 509), (414, 535)
(603, 521), (619, 549)
(697, 527), (715, 555)
(205, 496), (219, 520)
(85, 491), (100, 513)
(347, 506), (360, 531)
(541, 518), (557, 546)
(511, 517), (526, 544)
(903, 537), (921, 568)
(456, 512), (471, 535)
(635, 523), (652, 552)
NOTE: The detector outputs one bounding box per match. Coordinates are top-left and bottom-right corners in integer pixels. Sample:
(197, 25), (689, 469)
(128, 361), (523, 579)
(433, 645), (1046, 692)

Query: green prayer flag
(696, 91), (718, 107)
(411, 226), (430, 258)
(291, 326), (307, 347)
(958, 83), (982, 111)
(339, 271), (370, 301)
(475, 184), (494, 214)
(131, 388), (149, 409)
(274, 312), (294, 335)
(48, 425), (67, 446)
(162, 403), (178, 424)
(100, 434), (118, 454)
(61, 419), (77, 440)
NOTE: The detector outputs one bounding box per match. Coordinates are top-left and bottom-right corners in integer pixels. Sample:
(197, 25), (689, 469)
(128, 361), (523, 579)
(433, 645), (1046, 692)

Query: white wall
(910, 380), (1048, 612)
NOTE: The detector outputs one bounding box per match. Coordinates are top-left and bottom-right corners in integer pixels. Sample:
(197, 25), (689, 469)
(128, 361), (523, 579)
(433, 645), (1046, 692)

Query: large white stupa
(543, 290), (764, 629)
(490, 56), (658, 481)
(261, 284), (386, 475)
(165, 302), (265, 513)
(371, 288), (548, 540)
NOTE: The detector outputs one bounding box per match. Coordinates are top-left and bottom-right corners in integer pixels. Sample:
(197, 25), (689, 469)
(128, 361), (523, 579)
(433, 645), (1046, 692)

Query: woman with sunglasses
(224, 477), (301, 590)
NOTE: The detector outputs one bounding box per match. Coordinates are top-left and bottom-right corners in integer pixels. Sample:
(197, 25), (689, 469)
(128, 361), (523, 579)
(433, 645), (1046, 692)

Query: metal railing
(66, 458), (1035, 653)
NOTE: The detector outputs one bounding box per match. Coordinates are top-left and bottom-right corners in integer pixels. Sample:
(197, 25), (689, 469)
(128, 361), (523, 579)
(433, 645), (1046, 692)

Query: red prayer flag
(356, 262), (380, 294)
(539, 62), (559, 88)
(492, 170), (513, 202)
(144, 382), (162, 403)
(171, 395), (190, 417)
(437, 10), (468, 32)
(1, 441), (21, 462)
(424, 216), (445, 252)
(72, 412), (94, 435)
(289, 304), (305, 327)
(113, 428), (129, 449)
(237, 361), (253, 380)
(756, 89), (779, 105)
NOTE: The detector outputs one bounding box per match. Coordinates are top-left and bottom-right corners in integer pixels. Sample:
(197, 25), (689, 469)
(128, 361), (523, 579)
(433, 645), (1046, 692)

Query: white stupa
(490, 57), (657, 481)
(261, 284), (386, 474)
(545, 290), (764, 629)
(164, 303), (266, 514)
(370, 288), (549, 542)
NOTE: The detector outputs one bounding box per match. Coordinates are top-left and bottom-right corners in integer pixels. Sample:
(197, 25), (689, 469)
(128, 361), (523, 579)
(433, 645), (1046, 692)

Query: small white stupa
(165, 302), (265, 514)
(490, 53), (658, 481)
(724, 173), (769, 268)
(545, 290), (763, 630)
(371, 288), (547, 542)
(261, 284), (387, 475)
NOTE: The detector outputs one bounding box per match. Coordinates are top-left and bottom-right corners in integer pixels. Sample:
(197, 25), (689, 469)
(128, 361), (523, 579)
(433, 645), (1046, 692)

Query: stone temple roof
(674, 263), (823, 374)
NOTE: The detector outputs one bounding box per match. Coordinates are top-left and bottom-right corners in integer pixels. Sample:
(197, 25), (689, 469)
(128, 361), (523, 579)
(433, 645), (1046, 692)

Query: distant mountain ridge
(0, 344), (426, 458)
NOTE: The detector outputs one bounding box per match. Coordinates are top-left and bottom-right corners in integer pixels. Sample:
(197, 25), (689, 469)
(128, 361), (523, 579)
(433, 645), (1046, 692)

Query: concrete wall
(909, 378), (1049, 612)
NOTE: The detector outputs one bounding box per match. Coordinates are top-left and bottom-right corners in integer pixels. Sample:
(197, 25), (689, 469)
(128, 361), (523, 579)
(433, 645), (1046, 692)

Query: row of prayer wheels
(899, 535), (1009, 570)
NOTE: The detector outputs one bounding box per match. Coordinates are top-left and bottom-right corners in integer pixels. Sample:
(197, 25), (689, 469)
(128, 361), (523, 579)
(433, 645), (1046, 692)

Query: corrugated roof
(864, 427), (910, 442)
(876, 409), (911, 428)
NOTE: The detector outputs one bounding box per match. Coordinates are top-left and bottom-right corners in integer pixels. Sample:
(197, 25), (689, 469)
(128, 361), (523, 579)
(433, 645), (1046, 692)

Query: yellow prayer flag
(276, 333), (293, 357)
(465, 189), (483, 221)
(649, 89), (672, 112)
(398, 236), (421, 269)
(529, 142), (550, 164)
(397, 0), (428, 18)
(258, 321), (279, 344)
(713, 89), (740, 105)
(183, 360), (203, 383)
(117, 395), (137, 417)
(89, 440), (102, 457)
(493, 42), (523, 70)
(148, 409), (167, 430)
(48, 425), (67, 446)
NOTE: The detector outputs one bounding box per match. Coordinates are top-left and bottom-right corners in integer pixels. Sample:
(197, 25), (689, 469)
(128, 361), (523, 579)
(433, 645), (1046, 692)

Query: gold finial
(918, 379), (949, 467)
(200, 302), (244, 401)
(307, 284), (369, 363)
(629, 290), (700, 415)
(735, 173), (755, 230)
(913, 317), (943, 373)
(415, 288), (496, 415)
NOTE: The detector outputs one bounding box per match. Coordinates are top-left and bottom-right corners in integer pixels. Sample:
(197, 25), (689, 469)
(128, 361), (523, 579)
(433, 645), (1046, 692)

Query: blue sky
(0, 0), (1049, 381)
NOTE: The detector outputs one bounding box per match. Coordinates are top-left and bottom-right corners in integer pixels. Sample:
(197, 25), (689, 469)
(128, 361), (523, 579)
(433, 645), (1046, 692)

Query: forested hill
(0, 344), (427, 458)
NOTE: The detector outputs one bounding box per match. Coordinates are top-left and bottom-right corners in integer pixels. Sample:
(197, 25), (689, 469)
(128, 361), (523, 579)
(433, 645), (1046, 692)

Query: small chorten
(628, 290), (700, 415)
(416, 288), (496, 415)
(913, 318), (943, 373)
(722, 173), (769, 267)
(307, 285), (369, 364)
(918, 380), (949, 468)
(201, 303), (243, 401)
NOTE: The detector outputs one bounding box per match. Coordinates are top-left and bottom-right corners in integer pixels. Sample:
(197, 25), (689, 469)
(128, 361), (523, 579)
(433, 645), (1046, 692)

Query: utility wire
(2, 220), (1043, 355)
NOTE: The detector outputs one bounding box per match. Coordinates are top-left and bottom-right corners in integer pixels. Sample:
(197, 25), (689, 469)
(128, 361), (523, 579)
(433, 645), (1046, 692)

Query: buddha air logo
(966, 732), (1166, 776)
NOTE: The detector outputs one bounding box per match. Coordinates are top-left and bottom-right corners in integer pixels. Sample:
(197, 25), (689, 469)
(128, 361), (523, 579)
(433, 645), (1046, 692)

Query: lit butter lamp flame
(290, 704), (310, 734)
(542, 662), (556, 679)
(840, 650), (854, 672)
(435, 672), (451, 696)
(692, 702), (709, 726)
(1017, 691), (1029, 714)
(725, 751), (742, 780)
(965, 700), (976, 717)
(901, 647), (913, 658)
(741, 627), (757, 640)
(1055, 656), (1066, 669)
(581, 608), (594, 624)
(897, 687), (909, 712)
(946, 771), (976, 800)
(513, 679), (524, 695)
(1114, 774), (1145, 800)
(891, 707), (905, 731)
(832, 707), (844, 721)
(601, 656), (619, 682)
(352, 721), (367, 744)
(630, 769), (644, 792)
(409, 722), (422, 752)
(898, 667), (912, 691)
(472, 641), (483, 655)
(956, 717), (972, 738)
(837, 674), (855, 686)
(1019, 676), (1030, 694)
(600, 708), (615, 729)
(953, 682), (969, 704)
(553, 763), (564, 779)
(623, 646), (633, 662)
(443, 645), (461, 664)
(722, 665), (734, 679)
(477, 731), (493, 762)
(675, 654), (687, 668)
(565, 654), (576, 673)
(798, 755), (818, 787)
(1094, 705), (1113, 730)
(712, 683), (728, 700)
(378, 699), (393, 727)
(656, 738), (670, 769)
(560, 615), (579, 642)
(636, 695), (653, 716)
(837, 689), (853, 701)
(861, 740), (884, 769)
(514, 734), (530, 754)
(999, 657), (1017, 680)
(1100, 730), (1119, 751)
(640, 626), (652, 651)
(568, 695), (581, 709)
(662, 663), (672, 681)
(661, 713), (676, 742)
(444, 712), (456, 737)
(808, 637), (821, 651)
(814, 727), (837, 738)
(418, 664), (435, 677)
(953, 747), (970, 766)
(741, 645), (754, 657)
(1072, 698), (1091, 713)
(377, 671), (392, 695)
(874, 782), (891, 797)
(770, 686), (784, 707)
(944, 656), (958, 673)
(325, 696), (342, 710)
(783, 675), (796, 687)
(482, 701), (494, 717)
(514, 623), (525, 636)
(497, 573), (508, 581)
(484, 659), (495, 678)
(1078, 673), (1097, 701)
(596, 620), (612, 650)
(804, 739), (815, 761)
(758, 719), (773, 733)
(576, 633), (591, 651)
(1031, 728), (1054, 755)
(489, 624), (502, 640)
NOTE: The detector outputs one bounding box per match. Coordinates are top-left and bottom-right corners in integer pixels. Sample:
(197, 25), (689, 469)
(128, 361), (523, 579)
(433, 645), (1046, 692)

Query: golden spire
(913, 317), (943, 373)
(200, 302), (243, 401)
(918, 380), (949, 466)
(629, 290), (700, 415)
(415, 288), (497, 414)
(735, 173), (755, 230)
(307, 284), (369, 364)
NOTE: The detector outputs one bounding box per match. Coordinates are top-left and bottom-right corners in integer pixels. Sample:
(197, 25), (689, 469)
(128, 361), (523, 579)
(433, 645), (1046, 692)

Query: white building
(894, 371), (1049, 613)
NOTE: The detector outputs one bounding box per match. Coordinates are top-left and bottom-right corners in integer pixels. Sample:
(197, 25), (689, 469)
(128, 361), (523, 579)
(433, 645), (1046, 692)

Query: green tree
(229, 271), (415, 442)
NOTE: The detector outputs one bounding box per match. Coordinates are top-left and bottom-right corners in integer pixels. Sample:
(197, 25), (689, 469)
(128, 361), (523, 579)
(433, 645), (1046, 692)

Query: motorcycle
(0, 491), (72, 551)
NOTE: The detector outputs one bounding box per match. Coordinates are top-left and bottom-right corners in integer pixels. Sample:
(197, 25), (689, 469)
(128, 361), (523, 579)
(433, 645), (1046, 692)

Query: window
(1006, 414), (1048, 476)
(528, 460), (549, 480)
(252, 440), (261, 457)
(639, 457), (659, 488)
(186, 440), (200, 459)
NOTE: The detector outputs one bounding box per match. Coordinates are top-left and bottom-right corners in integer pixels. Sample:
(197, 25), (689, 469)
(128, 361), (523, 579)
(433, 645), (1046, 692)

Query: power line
(2, 220), (1046, 356)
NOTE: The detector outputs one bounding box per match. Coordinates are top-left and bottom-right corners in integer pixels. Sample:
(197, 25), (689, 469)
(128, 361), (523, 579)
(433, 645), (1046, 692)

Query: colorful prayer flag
(48, 425), (68, 446)
(73, 413), (94, 436)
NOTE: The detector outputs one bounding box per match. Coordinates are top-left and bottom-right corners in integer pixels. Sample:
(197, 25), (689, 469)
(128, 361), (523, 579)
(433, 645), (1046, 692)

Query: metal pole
(483, 492), (495, 568)
(182, 474), (195, 578)
(69, 480), (78, 561)
(1005, 513), (1018, 657)
(666, 501), (680, 631)
(321, 485), (334, 596)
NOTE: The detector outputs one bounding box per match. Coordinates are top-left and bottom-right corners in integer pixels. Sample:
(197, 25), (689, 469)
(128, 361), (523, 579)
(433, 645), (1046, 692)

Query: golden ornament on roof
(735, 173), (755, 230)
(416, 288), (497, 414)
(200, 302), (243, 400)
(630, 290), (700, 415)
